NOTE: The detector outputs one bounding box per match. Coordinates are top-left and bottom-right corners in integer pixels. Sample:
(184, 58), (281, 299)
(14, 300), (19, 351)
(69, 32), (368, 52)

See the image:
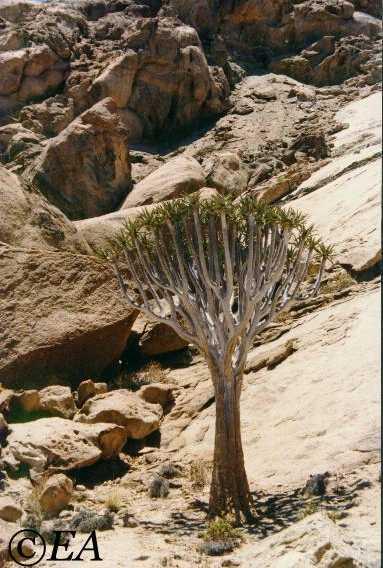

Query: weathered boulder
(28, 98), (132, 220)
(77, 380), (108, 408)
(0, 45), (69, 117)
(10, 386), (76, 420)
(38, 473), (73, 515)
(124, 19), (229, 136)
(0, 165), (89, 253)
(2, 417), (127, 472)
(271, 34), (379, 86)
(75, 389), (163, 440)
(38, 386), (76, 419)
(121, 156), (205, 208)
(0, 244), (138, 388)
(0, 497), (22, 523)
(203, 151), (250, 194)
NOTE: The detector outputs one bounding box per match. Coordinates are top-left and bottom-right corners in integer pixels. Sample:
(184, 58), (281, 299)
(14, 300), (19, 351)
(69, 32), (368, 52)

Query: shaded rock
(77, 380), (108, 408)
(0, 413), (8, 444)
(245, 340), (299, 374)
(204, 151), (250, 194)
(75, 389), (162, 440)
(0, 496), (22, 522)
(2, 417), (127, 472)
(138, 383), (175, 408)
(251, 161), (325, 203)
(352, 0), (382, 17)
(125, 19), (229, 136)
(18, 96), (75, 138)
(304, 472), (330, 497)
(12, 389), (40, 413)
(28, 97), (132, 220)
(0, 45), (69, 117)
(136, 316), (189, 357)
(90, 50), (138, 109)
(0, 244), (138, 388)
(121, 156), (205, 208)
(38, 386), (76, 419)
(271, 34), (380, 86)
(148, 475), (169, 498)
(38, 473), (73, 515)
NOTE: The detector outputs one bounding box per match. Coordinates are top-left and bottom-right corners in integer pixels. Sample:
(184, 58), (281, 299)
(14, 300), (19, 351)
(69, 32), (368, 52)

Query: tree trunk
(208, 367), (254, 524)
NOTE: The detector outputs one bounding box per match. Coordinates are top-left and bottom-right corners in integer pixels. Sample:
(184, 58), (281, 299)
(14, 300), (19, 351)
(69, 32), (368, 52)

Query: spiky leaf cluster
(101, 195), (333, 368)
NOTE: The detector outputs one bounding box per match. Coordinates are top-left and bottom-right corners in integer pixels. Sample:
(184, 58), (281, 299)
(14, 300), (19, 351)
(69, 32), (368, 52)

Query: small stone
(38, 474), (73, 515)
(0, 496), (22, 522)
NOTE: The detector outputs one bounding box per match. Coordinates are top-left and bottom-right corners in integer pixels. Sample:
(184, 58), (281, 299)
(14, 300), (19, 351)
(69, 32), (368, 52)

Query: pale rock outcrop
(0, 244), (137, 388)
(163, 285), (380, 489)
(28, 97), (132, 220)
(121, 156), (205, 209)
(292, 92), (381, 272)
(2, 417), (127, 472)
(38, 473), (74, 515)
(75, 389), (163, 440)
(0, 165), (89, 253)
(238, 512), (373, 566)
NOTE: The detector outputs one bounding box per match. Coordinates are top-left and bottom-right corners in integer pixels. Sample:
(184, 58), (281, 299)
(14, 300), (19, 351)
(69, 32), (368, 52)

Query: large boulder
(28, 98), (132, 220)
(123, 19), (230, 137)
(121, 156), (205, 208)
(0, 165), (89, 253)
(75, 389), (163, 440)
(0, 244), (137, 388)
(2, 417), (127, 473)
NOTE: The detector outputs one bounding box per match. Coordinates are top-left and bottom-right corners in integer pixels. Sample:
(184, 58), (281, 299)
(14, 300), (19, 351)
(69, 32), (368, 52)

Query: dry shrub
(321, 271), (355, 294)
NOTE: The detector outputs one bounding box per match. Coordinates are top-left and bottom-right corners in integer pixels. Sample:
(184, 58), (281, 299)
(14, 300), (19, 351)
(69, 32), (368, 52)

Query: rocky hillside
(0, 0), (381, 566)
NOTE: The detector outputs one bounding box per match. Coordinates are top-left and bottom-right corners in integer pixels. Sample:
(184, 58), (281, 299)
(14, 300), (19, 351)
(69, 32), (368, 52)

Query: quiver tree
(99, 194), (333, 523)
